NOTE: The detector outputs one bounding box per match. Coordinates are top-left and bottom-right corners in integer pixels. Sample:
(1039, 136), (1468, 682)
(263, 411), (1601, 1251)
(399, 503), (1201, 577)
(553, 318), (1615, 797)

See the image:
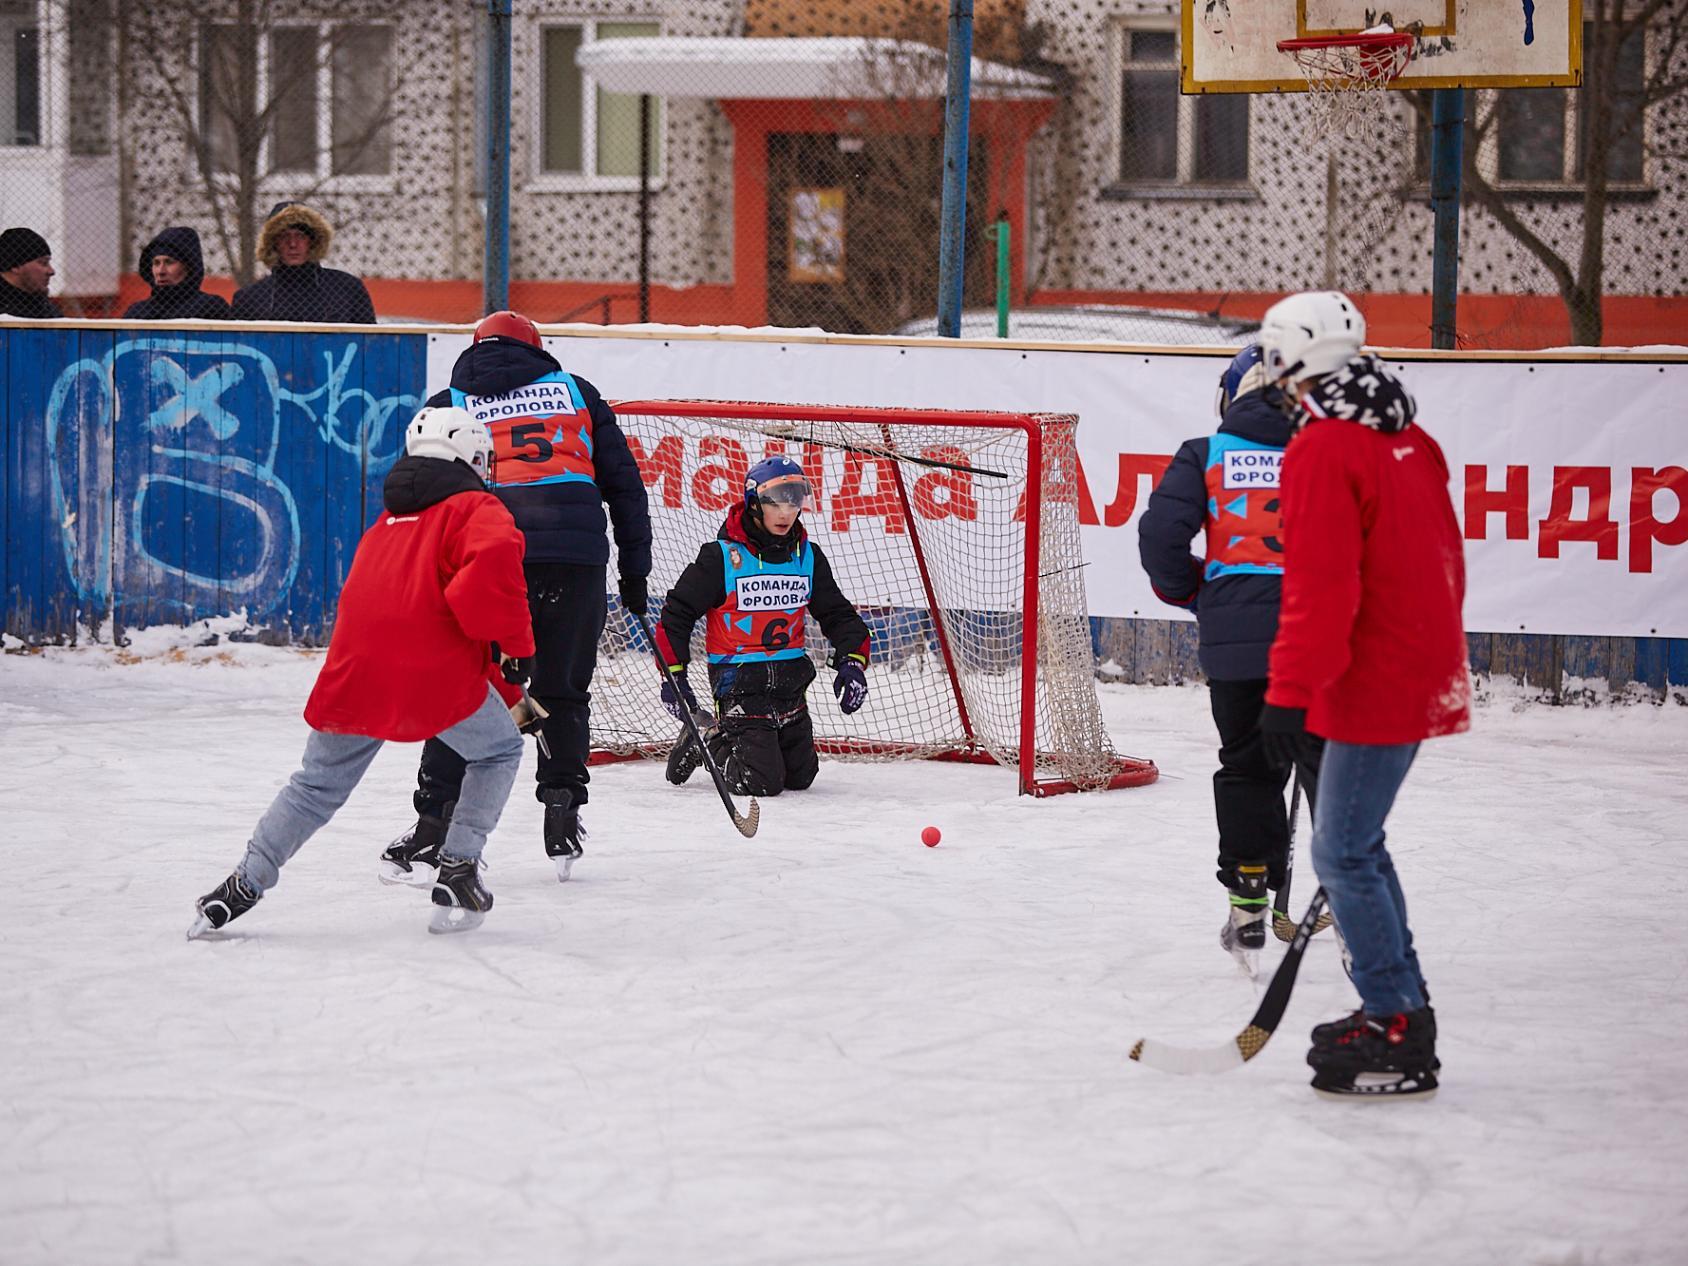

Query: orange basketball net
(1277, 31), (1415, 144)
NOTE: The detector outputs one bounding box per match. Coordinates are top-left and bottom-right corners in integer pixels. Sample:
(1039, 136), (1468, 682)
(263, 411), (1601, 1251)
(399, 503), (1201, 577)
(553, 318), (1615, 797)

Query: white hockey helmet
(405, 405), (493, 477)
(1259, 291), (1366, 384)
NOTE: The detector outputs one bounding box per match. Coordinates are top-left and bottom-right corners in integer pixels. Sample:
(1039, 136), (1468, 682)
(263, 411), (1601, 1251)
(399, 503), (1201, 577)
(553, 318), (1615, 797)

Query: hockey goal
(588, 400), (1157, 796)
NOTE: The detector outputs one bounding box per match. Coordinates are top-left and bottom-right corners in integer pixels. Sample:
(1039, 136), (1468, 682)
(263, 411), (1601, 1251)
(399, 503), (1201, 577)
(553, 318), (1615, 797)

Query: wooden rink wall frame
(1, 319), (1683, 702)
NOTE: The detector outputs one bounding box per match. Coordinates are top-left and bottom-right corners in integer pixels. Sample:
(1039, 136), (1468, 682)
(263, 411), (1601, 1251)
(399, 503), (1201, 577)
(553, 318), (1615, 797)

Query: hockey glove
(509, 690), (550, 737)
(1259, 704), (1307, 772)
(661, 665), (700, 721)
(499, 653), (534, 688)
(618, 573), (648, 617)
(832, 654), (869, 715)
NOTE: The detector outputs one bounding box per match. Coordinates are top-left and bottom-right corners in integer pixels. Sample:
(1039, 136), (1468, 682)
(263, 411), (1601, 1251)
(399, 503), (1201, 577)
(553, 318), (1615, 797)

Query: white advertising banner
(427, 332), (1688, 637)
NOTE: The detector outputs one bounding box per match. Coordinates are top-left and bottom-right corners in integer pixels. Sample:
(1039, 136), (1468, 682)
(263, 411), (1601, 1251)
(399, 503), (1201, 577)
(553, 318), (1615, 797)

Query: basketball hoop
(1277, 31), (1414, 144)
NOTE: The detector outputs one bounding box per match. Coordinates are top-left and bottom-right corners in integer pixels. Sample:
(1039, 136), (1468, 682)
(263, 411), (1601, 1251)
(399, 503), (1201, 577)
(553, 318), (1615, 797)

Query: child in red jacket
(188, 406), (536, 938)
(1258, 291), (1470, 1098)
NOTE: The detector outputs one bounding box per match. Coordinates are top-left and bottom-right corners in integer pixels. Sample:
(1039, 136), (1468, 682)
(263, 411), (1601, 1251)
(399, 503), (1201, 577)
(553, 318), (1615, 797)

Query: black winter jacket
(658, 509), (871, 702)
(426, 338), (651, 577)
(231, 262), (375, 323)
(123, 226), (233, 321)
(1137, 387), (1296, 681)
(0, 278), (59, 318)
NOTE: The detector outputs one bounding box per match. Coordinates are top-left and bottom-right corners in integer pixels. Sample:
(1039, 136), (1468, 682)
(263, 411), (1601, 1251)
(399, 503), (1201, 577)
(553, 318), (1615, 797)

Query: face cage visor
(754, 472), (814, 512)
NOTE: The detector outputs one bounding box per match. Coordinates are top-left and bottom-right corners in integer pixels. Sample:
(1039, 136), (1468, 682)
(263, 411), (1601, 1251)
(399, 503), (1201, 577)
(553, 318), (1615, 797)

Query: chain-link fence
(1, 0), (1683, 345)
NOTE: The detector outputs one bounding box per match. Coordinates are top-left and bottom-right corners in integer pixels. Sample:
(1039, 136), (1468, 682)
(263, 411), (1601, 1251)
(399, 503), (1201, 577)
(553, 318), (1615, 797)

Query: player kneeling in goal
(653, 455), (871, 796)
(187, 406), (534, 938)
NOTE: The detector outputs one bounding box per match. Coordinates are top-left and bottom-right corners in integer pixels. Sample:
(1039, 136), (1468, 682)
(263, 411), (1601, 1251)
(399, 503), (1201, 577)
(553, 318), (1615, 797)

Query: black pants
(1208, 677), (1323, 891)
(416, 562), (608, 818)
(710, 700), (819, 797)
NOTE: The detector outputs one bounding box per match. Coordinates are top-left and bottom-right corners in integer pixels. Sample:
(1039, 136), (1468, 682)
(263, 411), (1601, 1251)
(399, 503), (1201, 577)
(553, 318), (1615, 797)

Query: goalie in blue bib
(653, 455), (871, 796)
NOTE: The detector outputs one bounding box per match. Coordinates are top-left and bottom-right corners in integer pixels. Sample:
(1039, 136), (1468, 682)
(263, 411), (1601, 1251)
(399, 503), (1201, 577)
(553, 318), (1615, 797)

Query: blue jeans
(1309, 739), (1428, 1016)
(238, 687), (524, 893)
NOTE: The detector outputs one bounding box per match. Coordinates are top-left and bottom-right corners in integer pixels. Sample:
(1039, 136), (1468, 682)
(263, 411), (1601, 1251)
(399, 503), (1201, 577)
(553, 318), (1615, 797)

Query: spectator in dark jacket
(123, 226), (233, 321)
(1138, 344), (1323, 964)
(0, 227), (61, 318)
(380, 310), (651, 888)
(231, 202), (375, 324)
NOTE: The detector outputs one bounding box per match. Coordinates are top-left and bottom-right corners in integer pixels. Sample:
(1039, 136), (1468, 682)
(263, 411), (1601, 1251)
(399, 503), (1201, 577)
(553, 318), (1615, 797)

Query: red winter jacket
(1266, 418), (1470, 745)
(305, 457), (535, 742)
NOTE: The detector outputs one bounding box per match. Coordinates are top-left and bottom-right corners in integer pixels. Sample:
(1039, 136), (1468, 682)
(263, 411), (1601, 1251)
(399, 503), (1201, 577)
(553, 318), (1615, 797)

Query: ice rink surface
(3, 633), (1686, 1266)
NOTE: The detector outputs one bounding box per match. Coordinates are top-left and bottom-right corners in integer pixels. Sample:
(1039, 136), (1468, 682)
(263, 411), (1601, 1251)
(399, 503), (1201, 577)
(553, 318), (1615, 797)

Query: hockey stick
(1130, 887), (1328, 1075)
(1272, 772), (1333, 943)
(634, 611), (760, 839)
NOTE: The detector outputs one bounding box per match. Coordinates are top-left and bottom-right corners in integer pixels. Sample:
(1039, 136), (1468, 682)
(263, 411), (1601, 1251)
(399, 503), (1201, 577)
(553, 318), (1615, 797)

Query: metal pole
(994, 214), (1010, 338)
(1429, 87), (1464, 350)
(936, 0), (974, 338)
(639, 92), (651, 324)
(482, 0), (513, 315)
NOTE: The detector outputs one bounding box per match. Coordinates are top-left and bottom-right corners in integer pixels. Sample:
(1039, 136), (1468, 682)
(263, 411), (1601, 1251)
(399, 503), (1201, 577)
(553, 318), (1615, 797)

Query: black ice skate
(541, 791), (585, 883)
(665, 723), (705, 786)
(1219, 865), (1269, 973)
(187, 873), (261, 939)
(378, 804), (451, 888)
(1307, 1006), (1439, 1099)
(429, 855), (493, 934)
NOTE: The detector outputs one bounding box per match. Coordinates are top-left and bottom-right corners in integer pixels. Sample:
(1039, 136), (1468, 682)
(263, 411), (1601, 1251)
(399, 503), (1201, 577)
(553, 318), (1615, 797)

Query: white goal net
(588, 400), (1156, 796)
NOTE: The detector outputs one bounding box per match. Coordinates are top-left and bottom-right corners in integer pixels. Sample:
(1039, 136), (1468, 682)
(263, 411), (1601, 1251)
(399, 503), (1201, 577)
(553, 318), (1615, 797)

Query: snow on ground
(2, 638), (1686, 1266)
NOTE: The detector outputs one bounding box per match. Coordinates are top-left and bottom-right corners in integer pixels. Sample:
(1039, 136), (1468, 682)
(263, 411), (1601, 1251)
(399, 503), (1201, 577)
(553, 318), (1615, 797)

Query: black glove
(619, 573), (648, 616)
(1259, 704), (1307, 772)
(661, 666), (699, 721)
(499, 654), (533, 687)
(832, 656), (869, 715)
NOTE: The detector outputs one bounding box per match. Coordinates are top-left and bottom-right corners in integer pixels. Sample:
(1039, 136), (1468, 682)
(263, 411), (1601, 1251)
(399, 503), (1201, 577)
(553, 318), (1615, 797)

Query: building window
(538, 18), (663, 185)
(2, 1), (40, 146)
(1471, 20), (1649, 188)
(1117, 25), (1249, 187)
(197, 22), (394, 181)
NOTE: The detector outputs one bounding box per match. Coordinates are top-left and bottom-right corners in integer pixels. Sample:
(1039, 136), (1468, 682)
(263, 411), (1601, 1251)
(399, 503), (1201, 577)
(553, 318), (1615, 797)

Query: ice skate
(187, 872), (261, 939)
(1308, 1007), (1439, 1099)
(1219, 865), (1269, 975)
(542, 792), (585, 882)
(665, 723), (705, 786)
(429, 855), (492, 934)
(378, 806), (450, 888)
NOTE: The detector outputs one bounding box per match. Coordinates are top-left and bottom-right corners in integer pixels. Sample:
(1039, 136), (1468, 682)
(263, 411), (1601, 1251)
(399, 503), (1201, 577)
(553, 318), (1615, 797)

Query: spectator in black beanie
(231, 202), (375, 324)
(123, 226), (233, 321)
(0, 227), (61, 318)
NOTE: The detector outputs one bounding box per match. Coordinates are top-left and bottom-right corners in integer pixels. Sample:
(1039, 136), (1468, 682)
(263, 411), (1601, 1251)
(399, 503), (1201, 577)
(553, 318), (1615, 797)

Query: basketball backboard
(1181, 2), (1583, 93)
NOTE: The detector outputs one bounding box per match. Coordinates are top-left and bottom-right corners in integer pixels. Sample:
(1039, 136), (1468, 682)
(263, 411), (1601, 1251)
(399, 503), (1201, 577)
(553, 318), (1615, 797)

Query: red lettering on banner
(1538, 466), (1619, 561)
(1629, 466), (1688, 574)
(911, 446), (979, 521)
(1014, 448), (1100, 525)
(832, 452), (907, 534)
(692, 436), (750, 513)
(626, 433), (684, 509)
(1104, 453), (1173, 527)
(1463, 464), (1530, 541)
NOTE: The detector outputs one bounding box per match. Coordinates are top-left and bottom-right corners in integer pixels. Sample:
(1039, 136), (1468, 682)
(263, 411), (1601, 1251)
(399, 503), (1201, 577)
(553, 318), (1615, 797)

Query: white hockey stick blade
(1129, 1030), (1257, 1076)
(428, 906), (486, 935)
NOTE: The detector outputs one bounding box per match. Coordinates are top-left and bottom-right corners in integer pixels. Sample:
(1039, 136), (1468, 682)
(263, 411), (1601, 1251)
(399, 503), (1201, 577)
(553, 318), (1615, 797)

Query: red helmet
(474, 310), (541, 348)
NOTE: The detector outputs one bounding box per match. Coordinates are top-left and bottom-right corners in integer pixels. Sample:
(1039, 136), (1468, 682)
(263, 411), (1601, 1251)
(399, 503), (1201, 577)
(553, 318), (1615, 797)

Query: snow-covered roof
(574, 36), (1054, 100)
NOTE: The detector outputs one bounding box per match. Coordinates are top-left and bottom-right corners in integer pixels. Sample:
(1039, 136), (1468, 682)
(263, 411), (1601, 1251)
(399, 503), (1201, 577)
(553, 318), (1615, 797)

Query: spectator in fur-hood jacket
(123, 226), (233, 321)
(231, 202), (375, 324)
